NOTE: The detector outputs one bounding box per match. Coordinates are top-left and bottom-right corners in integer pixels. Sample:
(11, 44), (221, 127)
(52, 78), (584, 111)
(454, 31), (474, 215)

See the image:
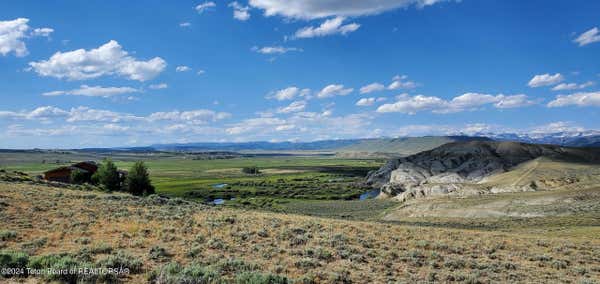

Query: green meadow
(0, 151), (393, 219)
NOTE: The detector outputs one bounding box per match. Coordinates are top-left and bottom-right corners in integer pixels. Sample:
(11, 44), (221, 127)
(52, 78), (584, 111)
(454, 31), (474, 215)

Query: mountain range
(145, 131), (600, 153)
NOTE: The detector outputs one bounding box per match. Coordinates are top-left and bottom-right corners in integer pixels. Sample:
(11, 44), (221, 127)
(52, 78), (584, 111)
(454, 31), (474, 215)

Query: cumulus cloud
(31, 27), (54, 37)
(226, 117), (285, 135)
(176, 65), (192, 72)
(1, 105), (232, 126)
(42, 85), (140, 98)
(229, 2), (251, 21)
(148, 110), (231, 125)
(249, 0), (452, 20)
(0, 18), (53, 57)
(0, 106), (70, 121)
(67, 106), (142, 123)
(531, 121), (585, 134)
(574, 27), (600, 47)
(377, 94), (445, 114)
(179, 22), (192, 27)
(316, 84), (353, 98)
(359, 82), (385, 94)
(149, 83), (168, 90)
(551, 81), (594, 91)
(547, 91), (600, 107)
(377, 93), (536, 114)
(267, 87), (311, 100)
(294, 17), (359, 38)
(277, 100), (307, 113)
(29, 40), (166, 81)
(528, 73), (564, 88)
(252, 46), (302, 54)
(224, 111), (373, 140)
(356, 98), (375, 106)
(388, 75), (418, 90)
(195, 1), (216, 13)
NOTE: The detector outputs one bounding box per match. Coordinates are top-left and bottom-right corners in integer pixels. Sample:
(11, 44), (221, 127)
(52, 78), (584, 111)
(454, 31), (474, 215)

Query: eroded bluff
(366, 141), (600, 202)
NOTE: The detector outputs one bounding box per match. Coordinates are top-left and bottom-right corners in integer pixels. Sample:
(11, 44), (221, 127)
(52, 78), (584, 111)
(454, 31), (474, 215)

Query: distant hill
(367, 140), (600, 202)
(336, 136), (491, 156)
(149, 136), (491, 154)
(149, 140), (361, 152)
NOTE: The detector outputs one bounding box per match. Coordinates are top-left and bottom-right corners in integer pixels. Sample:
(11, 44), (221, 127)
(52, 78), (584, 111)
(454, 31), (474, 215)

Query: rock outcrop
(366, 141), (600, 202)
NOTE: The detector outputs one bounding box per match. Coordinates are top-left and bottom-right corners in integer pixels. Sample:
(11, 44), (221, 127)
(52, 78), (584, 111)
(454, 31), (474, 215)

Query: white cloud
(531, 121), (585, 134)
(574, 27), (600, 47)
(252, 46), (302, 54)
(551, 81), (594, 91)
(29, 40), (166, 81)
(388, 75), (418, 90)
(316, 84), (353, 98)
(528, 73), (564, 88)
(226, 117), (285, 134)
(377, 93), (536, 114)
(0, 106), (69, 121)
(249, 0), (452, 20)
(547, 91), (600, 107)
(277, 100), (307, 113)
(228, 2), (251, 21)
(356, 97), (376, 106)
(493, 94), (536, 109)
(179, 22), (192, 27)
(67, 107), (142, 123)
(42, 85), (140, 98)
(359, 82), (385, 94)
(176, 65), (192, 72)
(275, 124), (295, 131)
(149, 83), (168, 89)
(31, 27), (54, 37)
(195, 1), (216, 13)
(294, 17), (360, 38)
(267, 86), (311, 100)
(148, 110), (231, 124)
(197, 69), (206, 75)
(1, 18), (53, 57)
(377, 94), (445, 114)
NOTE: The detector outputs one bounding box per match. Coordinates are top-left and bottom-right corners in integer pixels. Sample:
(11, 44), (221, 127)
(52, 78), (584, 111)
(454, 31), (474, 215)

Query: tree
(70, 169), (89, 184)
(127, 161), (155, 196)
(242, 166), (260, 175)
(93, 159), (121, 191)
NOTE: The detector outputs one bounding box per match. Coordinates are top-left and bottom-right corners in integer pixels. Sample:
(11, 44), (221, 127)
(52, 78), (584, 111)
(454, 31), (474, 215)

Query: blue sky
(1, 0), (599, 148)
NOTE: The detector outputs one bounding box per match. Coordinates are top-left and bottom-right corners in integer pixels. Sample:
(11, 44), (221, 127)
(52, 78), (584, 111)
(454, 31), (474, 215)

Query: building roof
(44, 161), (98, 175)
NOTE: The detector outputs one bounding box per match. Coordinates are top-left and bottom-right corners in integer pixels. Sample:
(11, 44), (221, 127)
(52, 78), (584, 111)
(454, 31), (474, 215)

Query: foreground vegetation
(1, 182), (599, 283)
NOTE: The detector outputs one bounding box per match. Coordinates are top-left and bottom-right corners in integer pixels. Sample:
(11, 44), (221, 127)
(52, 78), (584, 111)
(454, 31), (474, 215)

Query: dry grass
(1, 182), (599, 283)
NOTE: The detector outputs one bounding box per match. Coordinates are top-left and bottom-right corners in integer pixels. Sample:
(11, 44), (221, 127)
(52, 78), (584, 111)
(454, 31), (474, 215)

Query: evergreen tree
(70, 169), (89, 184)
(127, 161), (155, 196)
(93, 159), (121, 191)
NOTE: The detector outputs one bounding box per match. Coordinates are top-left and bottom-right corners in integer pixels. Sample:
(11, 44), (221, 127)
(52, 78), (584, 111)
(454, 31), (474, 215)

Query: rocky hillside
(366, 141), (600, 202)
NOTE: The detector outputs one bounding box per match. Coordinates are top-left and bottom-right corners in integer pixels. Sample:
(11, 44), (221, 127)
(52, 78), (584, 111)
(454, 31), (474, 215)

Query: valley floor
(1, 182), (599, 283)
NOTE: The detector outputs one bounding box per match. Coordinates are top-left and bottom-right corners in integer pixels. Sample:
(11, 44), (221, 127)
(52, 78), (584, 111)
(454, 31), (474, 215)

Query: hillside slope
(336, 136), (491, 156)
(1, 182), (599, 283)
(366, 141), (600, 202)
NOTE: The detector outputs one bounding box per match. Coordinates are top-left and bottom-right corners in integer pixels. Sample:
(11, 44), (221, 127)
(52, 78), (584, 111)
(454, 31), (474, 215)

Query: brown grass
(1, 182), (599, 283)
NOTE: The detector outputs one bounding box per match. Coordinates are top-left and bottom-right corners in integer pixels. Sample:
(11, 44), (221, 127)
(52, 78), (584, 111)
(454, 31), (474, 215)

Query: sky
(0, 0), (599, 149)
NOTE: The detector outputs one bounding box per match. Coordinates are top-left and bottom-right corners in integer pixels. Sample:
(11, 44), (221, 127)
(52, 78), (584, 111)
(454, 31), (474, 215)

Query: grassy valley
(2, 143), (600, 283)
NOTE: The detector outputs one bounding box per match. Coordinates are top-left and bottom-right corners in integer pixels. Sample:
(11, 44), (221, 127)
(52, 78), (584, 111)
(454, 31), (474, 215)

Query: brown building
(43, 161), (98, 183)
